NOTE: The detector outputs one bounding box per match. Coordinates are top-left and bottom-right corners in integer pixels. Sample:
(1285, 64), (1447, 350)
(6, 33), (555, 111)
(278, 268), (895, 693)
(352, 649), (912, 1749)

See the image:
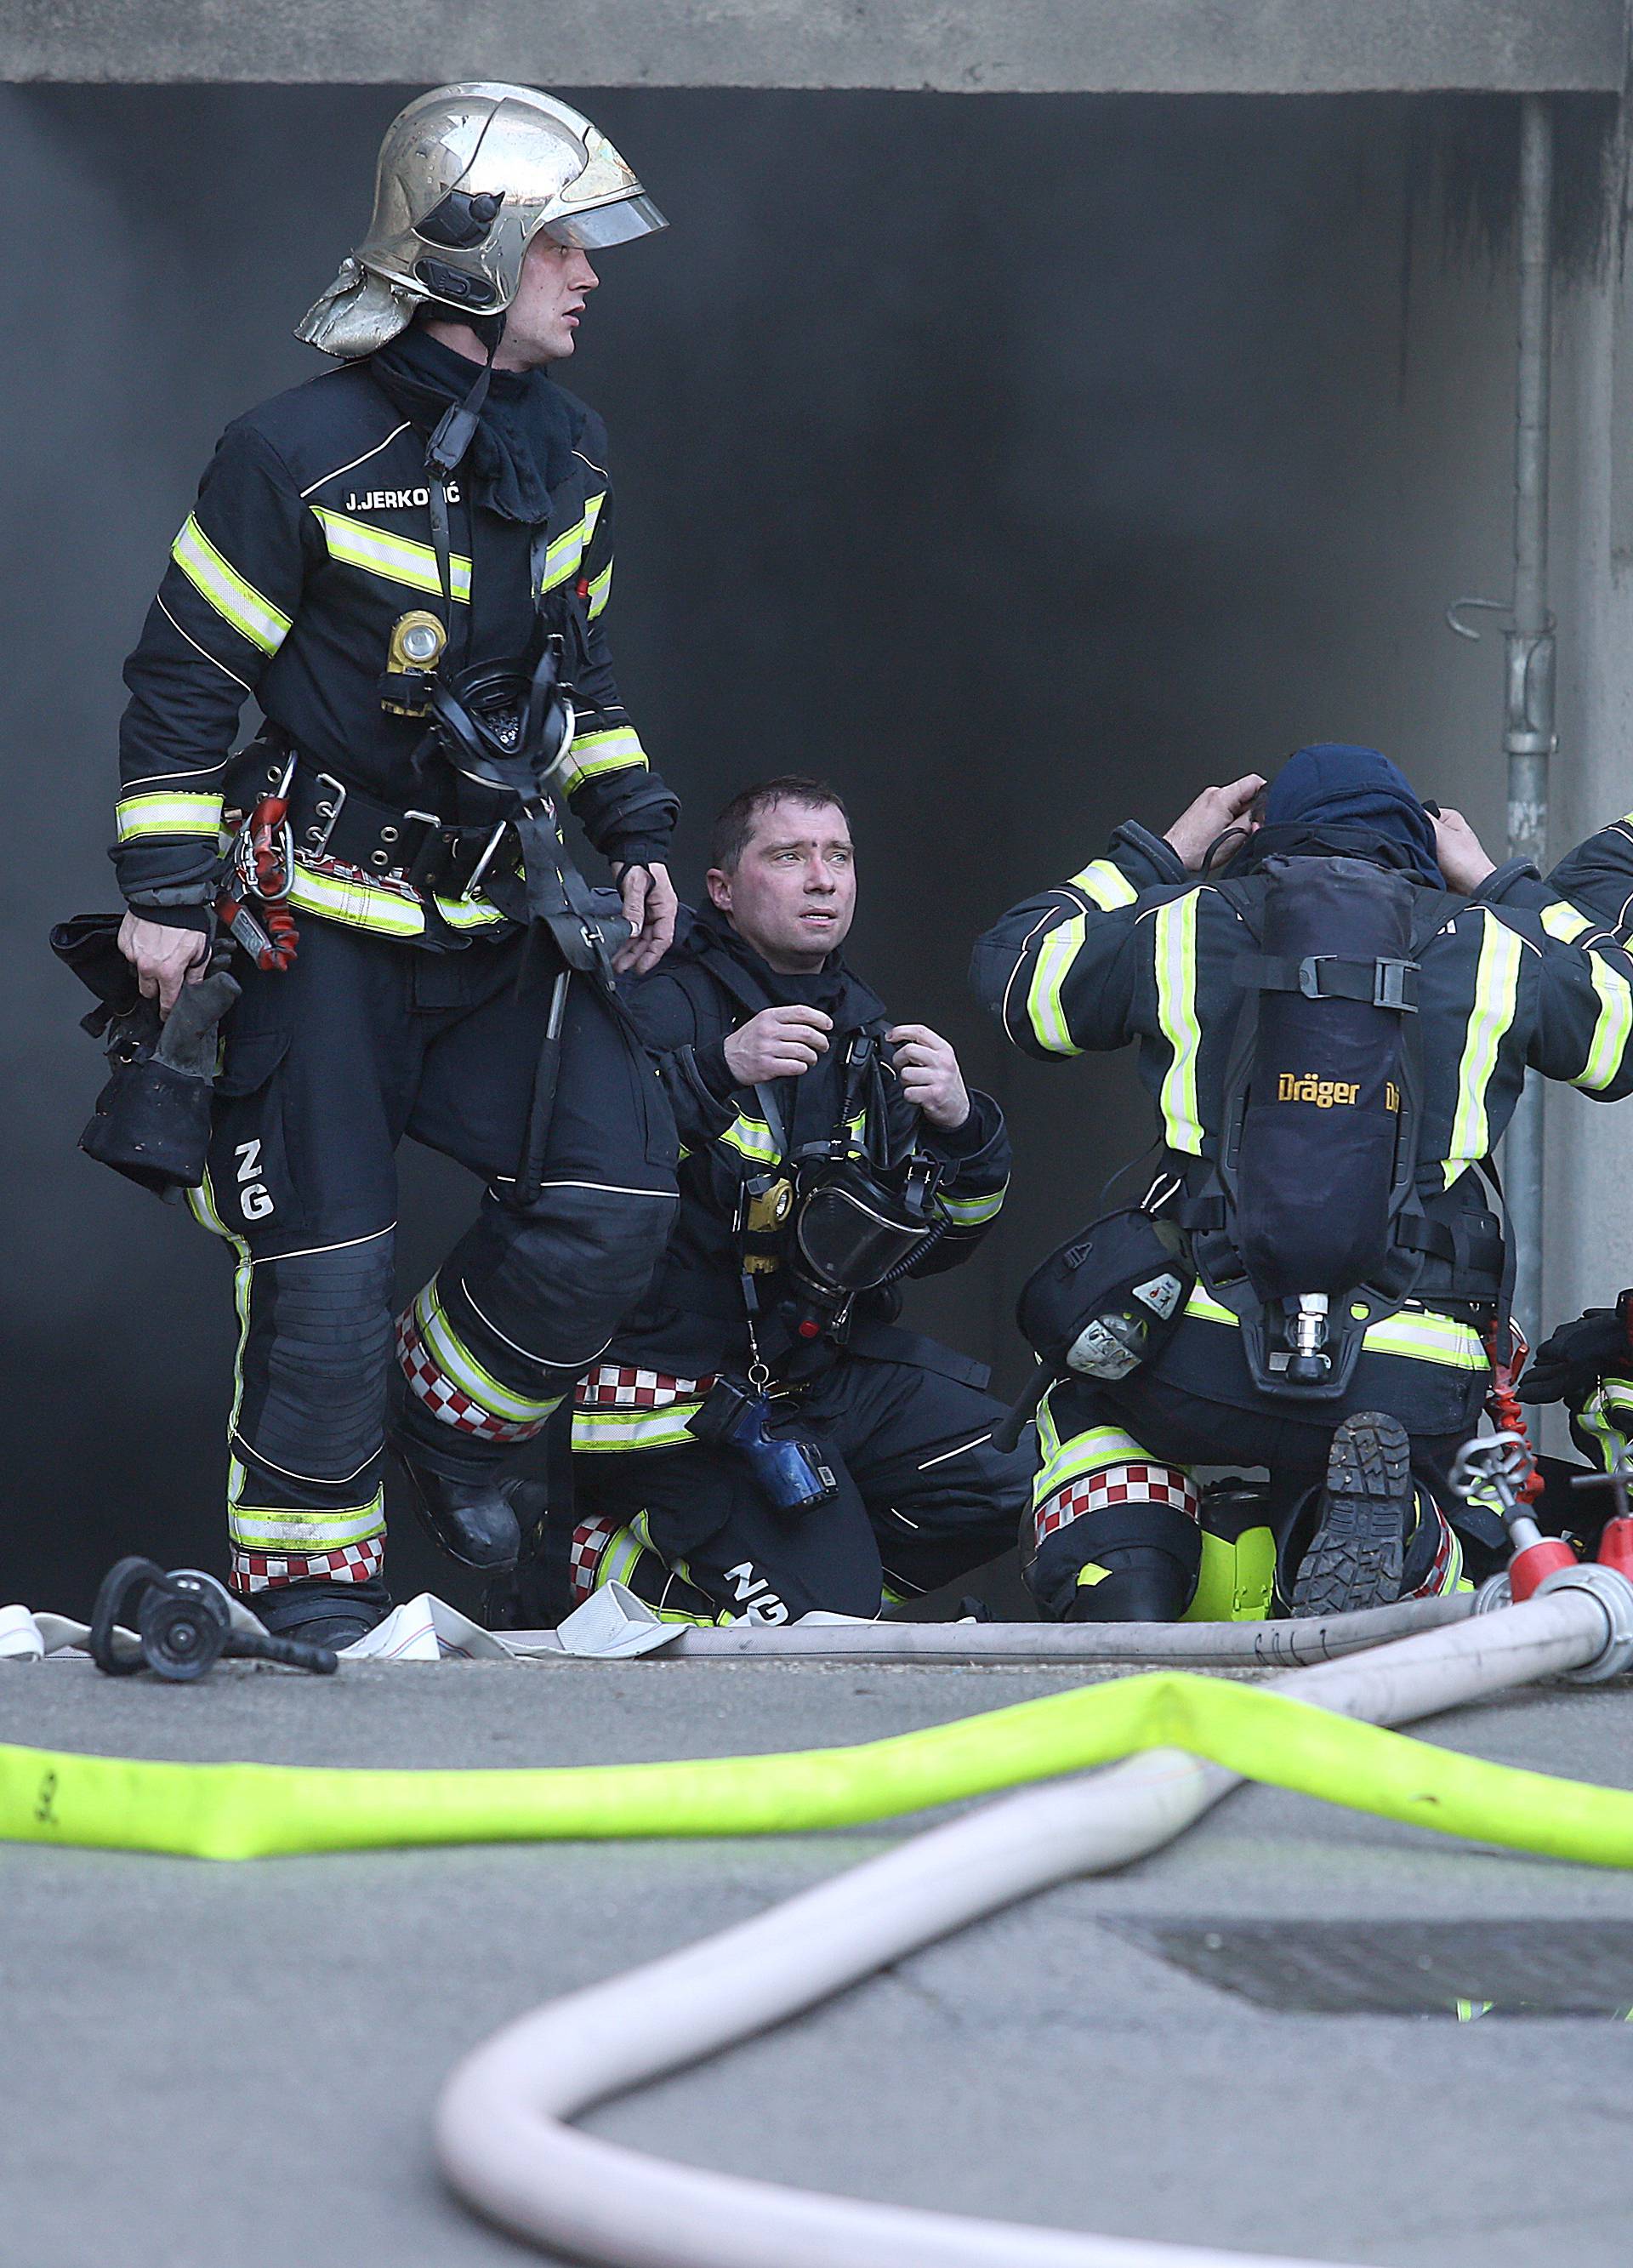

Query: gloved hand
(1516, 1295), (1633, 1406)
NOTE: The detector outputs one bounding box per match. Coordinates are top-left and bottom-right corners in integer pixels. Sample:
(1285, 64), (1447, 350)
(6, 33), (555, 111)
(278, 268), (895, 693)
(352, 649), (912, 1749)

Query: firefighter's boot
(255, 1576), (391, 1651)
(394, 1456), (531, 1570)
(1291, 1410), (1411, 1616)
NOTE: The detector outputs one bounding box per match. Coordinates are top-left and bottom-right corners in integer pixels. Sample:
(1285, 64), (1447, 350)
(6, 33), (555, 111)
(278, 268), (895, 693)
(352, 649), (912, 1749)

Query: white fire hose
(436, 1565), (1633, 2268)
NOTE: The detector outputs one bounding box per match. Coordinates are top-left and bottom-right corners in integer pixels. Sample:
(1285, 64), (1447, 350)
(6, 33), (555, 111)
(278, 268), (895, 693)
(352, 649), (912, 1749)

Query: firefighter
(972, 744), (1633, 1622)
(559, 776), (1029, 1625)
(111, 86), (682, 1646)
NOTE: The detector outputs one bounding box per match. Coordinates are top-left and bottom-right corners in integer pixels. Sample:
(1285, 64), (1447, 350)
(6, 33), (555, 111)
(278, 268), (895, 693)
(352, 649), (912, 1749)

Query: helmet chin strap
(425, 306), (507, 484)
(423, 306), (509, 647)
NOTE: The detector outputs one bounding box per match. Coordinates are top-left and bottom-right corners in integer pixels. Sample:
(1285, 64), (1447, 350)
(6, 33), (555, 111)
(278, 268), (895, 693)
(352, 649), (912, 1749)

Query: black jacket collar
(674, 905), (888, 1033)
(367, 327), (586, 525)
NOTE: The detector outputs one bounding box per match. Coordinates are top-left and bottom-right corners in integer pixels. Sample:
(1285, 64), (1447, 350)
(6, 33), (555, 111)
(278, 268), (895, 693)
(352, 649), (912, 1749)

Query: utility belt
(232, 735), (522, 905)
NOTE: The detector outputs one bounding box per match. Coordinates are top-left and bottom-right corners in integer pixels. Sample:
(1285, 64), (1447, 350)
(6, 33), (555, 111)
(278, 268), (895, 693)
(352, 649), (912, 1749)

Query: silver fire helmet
(297, 83), (666, 359)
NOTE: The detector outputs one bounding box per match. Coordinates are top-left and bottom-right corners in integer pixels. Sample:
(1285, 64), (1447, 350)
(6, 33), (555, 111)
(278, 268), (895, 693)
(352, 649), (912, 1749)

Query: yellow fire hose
(5, 1665), (1632, 1866)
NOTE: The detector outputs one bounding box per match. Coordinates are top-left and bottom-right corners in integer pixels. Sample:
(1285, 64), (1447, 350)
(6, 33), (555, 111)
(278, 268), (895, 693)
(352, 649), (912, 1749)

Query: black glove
(1516, 1296), (1633, 1407)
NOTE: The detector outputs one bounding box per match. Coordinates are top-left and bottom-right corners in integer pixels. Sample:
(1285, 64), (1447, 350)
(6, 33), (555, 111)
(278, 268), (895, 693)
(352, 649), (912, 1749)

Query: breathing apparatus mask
(789, 1150), (946, 1306)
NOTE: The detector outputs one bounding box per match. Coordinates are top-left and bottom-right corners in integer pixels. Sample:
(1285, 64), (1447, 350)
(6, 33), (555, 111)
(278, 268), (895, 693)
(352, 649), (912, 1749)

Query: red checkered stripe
(1034, 1463), (1199, 1551)
(230, 1538), (384, 1595)
(1403, 1497), (1456, 1598)
(575, 1363), (716, 1411)
(395, 1308), (541, 1442)
(568, 1515), (620, 1606)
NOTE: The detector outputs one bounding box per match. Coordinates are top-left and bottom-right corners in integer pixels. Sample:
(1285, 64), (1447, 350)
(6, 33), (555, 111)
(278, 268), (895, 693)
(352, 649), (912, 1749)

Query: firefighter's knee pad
(238, 1238), (395, 1484)
(1031, 1501), (1202, 1624)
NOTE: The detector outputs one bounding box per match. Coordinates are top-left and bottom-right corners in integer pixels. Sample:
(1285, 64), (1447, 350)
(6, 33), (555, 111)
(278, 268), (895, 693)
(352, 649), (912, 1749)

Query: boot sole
(1291, 1411), (1410, 1619)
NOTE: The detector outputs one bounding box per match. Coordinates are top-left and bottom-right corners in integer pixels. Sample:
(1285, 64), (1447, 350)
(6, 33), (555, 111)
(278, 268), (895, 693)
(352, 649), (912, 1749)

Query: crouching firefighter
(973, 744), (1633, 1622)
(555, 778), (1031, 1625)
(97, 86), (682, 1647)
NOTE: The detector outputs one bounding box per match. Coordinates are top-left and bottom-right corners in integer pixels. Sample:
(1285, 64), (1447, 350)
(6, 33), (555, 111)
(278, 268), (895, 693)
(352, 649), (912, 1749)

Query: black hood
(676, 903), (887, 1031)
(368, 326), (586, 523)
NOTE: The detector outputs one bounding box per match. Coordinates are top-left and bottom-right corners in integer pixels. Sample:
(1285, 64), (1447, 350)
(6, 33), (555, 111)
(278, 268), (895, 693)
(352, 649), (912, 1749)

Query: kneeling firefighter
(77, 86), (683, 1647)
(554, 777), (1031, 1626)
(972, 744), (1633, 1622)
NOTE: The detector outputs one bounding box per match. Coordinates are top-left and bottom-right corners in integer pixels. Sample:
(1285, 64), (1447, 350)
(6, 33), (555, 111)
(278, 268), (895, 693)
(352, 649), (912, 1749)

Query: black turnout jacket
(114, 329), (675, 947)
(600, 909), (1012, 1385)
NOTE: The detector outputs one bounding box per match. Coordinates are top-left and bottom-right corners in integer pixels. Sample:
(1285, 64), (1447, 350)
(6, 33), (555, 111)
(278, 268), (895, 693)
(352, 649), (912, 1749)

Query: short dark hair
(708, 776), (851, 875)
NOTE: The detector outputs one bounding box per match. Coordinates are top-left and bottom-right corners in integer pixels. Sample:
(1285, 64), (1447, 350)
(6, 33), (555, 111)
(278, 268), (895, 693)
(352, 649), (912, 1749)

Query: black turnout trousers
(194, 917), (677, 1593)
(576, 1352), (1031, 1621)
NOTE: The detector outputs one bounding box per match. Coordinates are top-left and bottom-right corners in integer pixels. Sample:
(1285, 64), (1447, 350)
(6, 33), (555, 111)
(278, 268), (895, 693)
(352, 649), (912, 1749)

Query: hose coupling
(1471, 1572), (1513, 1616)
(1535, 1562), (1633, 1684)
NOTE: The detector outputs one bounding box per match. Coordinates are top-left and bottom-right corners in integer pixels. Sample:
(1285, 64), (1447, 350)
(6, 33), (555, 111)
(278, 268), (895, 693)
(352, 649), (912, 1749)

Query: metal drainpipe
(1503, 94), (1556, 1342)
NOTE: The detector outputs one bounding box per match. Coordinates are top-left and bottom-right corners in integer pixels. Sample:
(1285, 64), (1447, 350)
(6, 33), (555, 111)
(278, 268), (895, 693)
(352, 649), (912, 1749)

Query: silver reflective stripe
(116, 790), (224, 841)
(562, 724), (646, 784)
(171, 516), (292, 655)
(1443, 913), (1524, 1182)
(227, 1495), (386, 1552)
(1067, 858), (1137, 910)
(311, 507), (472, 604)
(1025, 915), (1087, 1056)
(287, 863), (424, 937)
(938, 1182), (1007, 1226)
(1153, 893), (1204, 1155)
(1573, 950), (1633, 1092)
(572, 1404), (705, 1452)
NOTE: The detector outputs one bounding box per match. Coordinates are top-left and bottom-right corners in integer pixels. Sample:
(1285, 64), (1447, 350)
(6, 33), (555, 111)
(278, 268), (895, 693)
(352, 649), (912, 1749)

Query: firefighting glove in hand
(153, 969), (242, 1078)
(1516, 1295), (1633, 1407)
(81, 968), (241, 1198)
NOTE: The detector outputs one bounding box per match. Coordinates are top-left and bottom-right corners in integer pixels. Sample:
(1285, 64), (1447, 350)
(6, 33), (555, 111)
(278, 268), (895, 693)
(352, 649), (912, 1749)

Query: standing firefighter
(973, 745), (1633, 1623)
(106, 87), (680, 1645)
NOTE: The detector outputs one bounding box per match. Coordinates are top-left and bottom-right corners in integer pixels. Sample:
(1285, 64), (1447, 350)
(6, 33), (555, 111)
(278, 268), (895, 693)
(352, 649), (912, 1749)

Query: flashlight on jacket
(686, 1378), (838, 1514)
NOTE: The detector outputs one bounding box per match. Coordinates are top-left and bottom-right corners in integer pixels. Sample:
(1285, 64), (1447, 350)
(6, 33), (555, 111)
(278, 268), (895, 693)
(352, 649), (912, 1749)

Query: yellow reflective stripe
(719, 1114), (779, 1165)
(1181, 1285), (1484, 1370)
(226, 1495), (386, 1553)
(1363, 1310), (1485, 1370)
(597, 1525), (647, 1588)
(115, 790), (225, 841)
(418, 1286), (560, 1424)
(187, 1169), (253, 1529)
(1443, 913), (1523, 1182)
(286, 863), (425, 937)
(430, 892), (509, 932)
(1541, 900), (1592, 943)
(171, 516), (292, 655)
(1579, 1388), (1630, 1476)
(1034, 1421), (1151, 1507)
(311, 508), (471, 605)
(1153, 892), (1204, 1155)
(538, 494), (606, 595)
(287, 862), (509, 938)
(571, 1403), (705, 1452)
(937, 1180), (1007, 1227)
(1067, 858), (1138, 911)
(562, 726), (646, 784)
(1025, 915), (1087, 1057)
(585, 561), (614, 619)
(1184, 1284), (1237, 1327)
(1573, 951), (1633, 1092)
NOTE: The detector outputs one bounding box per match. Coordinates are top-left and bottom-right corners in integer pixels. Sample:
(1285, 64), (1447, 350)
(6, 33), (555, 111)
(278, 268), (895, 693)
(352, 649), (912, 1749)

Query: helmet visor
(543, 192), (668, 250)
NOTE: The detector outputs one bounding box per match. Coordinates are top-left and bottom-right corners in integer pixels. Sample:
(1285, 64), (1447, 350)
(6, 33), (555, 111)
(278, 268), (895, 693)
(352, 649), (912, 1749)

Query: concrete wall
(1547, 109), (1633, 1402)
(3, 86), (1620, 1610)
(3, 3), (1625, 94)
